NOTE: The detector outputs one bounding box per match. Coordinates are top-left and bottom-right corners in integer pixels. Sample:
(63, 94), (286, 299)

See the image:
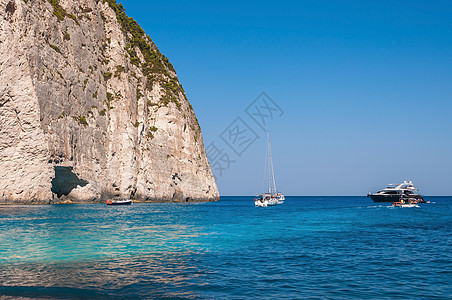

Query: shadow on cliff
(51, 166), (88, 198)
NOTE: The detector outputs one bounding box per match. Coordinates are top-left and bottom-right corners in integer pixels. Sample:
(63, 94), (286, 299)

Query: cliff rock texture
(0, 0), (219, 203)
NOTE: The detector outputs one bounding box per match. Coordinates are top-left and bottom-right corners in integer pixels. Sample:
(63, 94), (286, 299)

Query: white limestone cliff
(0, 0), (219, 203)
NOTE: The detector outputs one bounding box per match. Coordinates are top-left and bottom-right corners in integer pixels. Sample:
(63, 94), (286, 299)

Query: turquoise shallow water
(0, 196), (451, 299)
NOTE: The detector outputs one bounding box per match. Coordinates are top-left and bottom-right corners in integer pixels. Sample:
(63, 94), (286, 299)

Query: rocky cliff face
(0, 0), (219, 203)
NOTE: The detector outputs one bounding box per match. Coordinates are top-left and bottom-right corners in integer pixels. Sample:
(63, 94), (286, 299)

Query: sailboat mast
(267, 131), (277, 194)
(267, 131), (271, 194)
(270, 145), (277, 194)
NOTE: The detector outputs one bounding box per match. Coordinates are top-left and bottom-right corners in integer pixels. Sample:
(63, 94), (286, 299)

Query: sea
(0, 196), (450, 299)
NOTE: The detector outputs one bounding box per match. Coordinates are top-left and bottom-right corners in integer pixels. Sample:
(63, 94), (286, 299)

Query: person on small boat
(400, 195), (407, 204)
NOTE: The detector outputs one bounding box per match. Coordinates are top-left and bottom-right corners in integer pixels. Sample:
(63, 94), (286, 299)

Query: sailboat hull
(267, 199), (278, 206)
(255, 201), (267, 207)
(254, 195), (278, 207)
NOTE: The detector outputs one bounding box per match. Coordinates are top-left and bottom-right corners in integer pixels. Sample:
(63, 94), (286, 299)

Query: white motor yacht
(367, 181), (424, 203)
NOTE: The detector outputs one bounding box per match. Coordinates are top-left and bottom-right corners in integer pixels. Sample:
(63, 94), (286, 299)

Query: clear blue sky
(121, 0), (452, 195)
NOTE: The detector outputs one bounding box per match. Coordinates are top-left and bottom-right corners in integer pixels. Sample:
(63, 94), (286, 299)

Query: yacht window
(386, 191), (399, 195)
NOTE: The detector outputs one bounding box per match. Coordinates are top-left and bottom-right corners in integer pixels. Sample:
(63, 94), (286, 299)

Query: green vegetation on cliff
(73, 115), (88, 127)
(48, 0), (80, 25)
(103, 0), (188, 108)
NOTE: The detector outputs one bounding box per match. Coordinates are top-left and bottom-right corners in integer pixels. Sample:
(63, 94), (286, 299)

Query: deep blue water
(0, 196), (451, 299)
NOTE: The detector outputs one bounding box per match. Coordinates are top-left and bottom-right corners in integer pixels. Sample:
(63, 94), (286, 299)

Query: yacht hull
(369, 194), (424, 203)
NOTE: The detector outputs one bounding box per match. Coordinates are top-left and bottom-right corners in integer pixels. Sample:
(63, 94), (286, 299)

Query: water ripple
(0, 197), (451, 298)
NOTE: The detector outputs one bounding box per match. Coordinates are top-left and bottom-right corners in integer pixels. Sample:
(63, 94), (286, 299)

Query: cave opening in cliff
(51, 166), (88, 198)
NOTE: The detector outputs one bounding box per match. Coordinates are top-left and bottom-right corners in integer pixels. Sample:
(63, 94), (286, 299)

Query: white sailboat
(254, 132), (285, 207)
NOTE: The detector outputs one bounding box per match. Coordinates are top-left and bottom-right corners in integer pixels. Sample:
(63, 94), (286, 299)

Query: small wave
(366, 205), (386, 208)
